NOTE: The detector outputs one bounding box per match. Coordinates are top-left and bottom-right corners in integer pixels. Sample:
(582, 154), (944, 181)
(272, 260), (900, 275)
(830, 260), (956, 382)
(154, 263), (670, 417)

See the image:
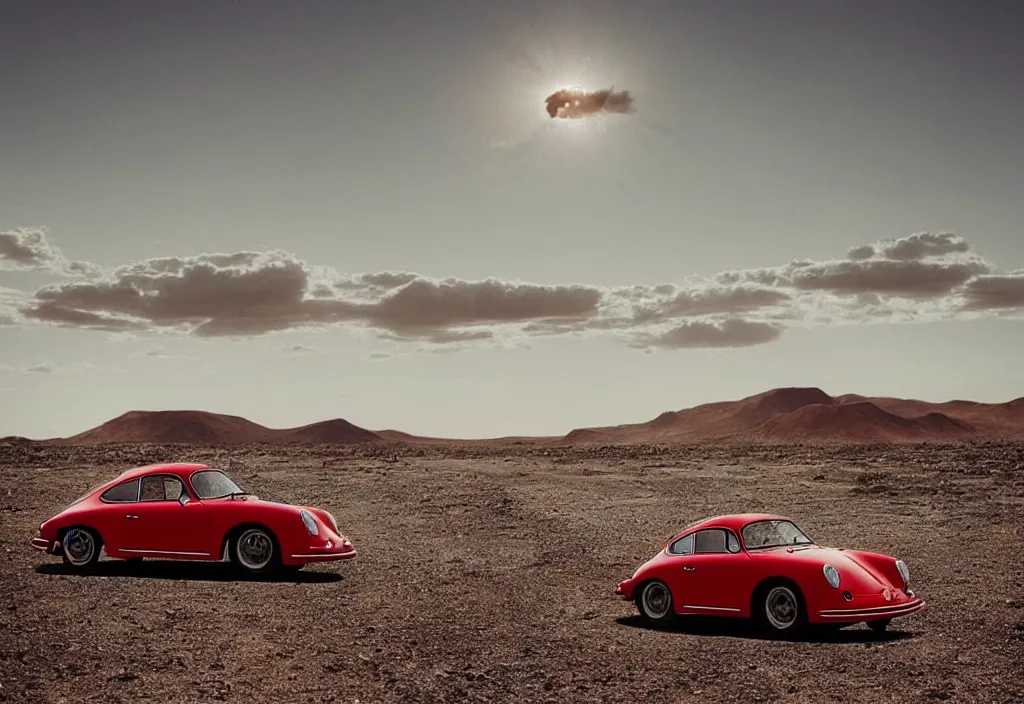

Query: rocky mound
(280, 419), (382, 444)
(64, 410), (273, 445)
(59, 410), (381, 445)
(743, 401), (976, 443)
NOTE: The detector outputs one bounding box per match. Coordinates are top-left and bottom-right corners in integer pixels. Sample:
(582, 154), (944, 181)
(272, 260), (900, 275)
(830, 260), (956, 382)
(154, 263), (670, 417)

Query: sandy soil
(2, 442), (1023, 703)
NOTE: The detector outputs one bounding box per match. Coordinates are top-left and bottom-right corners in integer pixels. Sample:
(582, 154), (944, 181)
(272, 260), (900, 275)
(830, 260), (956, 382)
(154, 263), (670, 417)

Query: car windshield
(741, 520), (814, 550)
(190, 470), (245, 499)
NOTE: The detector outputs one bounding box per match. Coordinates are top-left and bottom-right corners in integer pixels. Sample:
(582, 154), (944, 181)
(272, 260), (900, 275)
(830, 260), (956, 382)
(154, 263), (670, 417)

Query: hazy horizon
(3, 0), (1023, 439)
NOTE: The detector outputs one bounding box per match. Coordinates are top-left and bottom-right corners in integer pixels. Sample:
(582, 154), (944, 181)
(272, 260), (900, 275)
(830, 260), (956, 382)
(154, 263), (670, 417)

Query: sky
(2, 0), (1023, 440)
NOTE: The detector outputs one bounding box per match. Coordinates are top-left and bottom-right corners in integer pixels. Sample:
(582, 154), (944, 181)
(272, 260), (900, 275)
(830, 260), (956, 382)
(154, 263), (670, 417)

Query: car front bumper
(289, 538), (357, 562)
(31, 537), (60, 554)
(615, 578), (636, 600)
(817, 596), (926, 623)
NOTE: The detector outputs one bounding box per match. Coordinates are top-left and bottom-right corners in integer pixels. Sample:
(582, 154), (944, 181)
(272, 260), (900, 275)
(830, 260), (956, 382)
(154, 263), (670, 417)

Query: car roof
(678, 513), (792, 535)
(115, 463), (210, 481)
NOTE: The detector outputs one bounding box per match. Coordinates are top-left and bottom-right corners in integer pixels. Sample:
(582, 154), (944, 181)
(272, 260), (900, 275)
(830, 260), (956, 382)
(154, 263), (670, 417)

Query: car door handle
(125, 514), (139, 520)
(683, 566), (695, 571)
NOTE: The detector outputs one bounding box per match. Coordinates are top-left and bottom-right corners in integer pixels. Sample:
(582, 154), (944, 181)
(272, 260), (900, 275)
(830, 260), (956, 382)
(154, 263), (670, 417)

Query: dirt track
(2, 442), (1023, 703)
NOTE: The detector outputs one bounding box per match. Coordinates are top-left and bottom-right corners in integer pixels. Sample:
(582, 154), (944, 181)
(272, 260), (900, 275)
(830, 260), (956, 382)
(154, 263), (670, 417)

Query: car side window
(727, 531), (741, 554)
(163, 477), (184, 501)
(692, 528), (743, 554)
(692, 529), (730, 554)
(139, 475), (186, 502)
(668, 534), (693, 555)
(100, 479), (139, 503)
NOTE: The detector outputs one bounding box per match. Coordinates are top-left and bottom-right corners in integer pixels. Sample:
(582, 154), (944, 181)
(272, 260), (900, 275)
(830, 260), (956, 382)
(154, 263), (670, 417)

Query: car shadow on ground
(35, 560), (343, 584)
(616, 615), (919, 644)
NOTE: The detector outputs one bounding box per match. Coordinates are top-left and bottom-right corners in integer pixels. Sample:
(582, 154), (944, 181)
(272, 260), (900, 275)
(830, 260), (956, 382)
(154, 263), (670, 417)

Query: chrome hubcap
(237, 529), (273, 570)
(765, 586), (798, 629)
(642, 582), (671, 619)
(64, 529), (95, 565)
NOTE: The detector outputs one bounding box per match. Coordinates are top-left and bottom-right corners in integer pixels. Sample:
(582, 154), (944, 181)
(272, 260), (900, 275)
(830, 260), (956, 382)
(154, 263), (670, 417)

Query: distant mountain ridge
(555, 387), (1024, 444)
(8, 387), (1024, 446)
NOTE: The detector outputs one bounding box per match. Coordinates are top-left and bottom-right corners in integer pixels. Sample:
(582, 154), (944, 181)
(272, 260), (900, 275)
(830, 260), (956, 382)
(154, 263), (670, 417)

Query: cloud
(22, 251), (603, 340)
(131, 348), (199, 361)
(7, 228), (1022, 352)
(0, 227), (101, 276)
(846, 245), (876, 261)
(632, 319), (783, 349)
(408, 329), (496, 344)
(26, 301), (149, 332)
(959, 273), (1024, 311)
(0, 228), (62, 270)
(787, 258), (989, 297)
(0, 287), (21, 325)
(352, 271), (419, 289)
(721, 232), (990, 299)
(0, 360), (100, 375)
(867, 232), (970, 261)
(358, 278), (601, 333)
(628, 285), (791, 323)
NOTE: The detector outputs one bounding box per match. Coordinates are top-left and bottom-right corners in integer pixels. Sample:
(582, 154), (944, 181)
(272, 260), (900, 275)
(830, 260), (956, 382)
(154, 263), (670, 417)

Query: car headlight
(324, 511), (340, 534)
(299, 509), (319, 536)
(822, 564), (841, 589)
(895, 559), (910, 587)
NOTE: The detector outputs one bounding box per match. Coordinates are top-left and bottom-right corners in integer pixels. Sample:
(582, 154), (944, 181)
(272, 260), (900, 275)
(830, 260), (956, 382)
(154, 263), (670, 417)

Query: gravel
(1, 442), (1023, 703)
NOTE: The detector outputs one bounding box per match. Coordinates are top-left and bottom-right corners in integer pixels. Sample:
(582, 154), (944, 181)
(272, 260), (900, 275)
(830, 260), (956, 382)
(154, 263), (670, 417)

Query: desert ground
(2, 441), (1023, 703)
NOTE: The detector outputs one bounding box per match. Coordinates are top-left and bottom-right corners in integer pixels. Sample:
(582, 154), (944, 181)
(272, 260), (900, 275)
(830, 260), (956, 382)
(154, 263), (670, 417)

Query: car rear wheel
(756, 583), (806, 637)
(867, 618), (891, 633)
(636, 580), (674, 626)
(61, 527), (101, 570)
(230, 527), (278, 574)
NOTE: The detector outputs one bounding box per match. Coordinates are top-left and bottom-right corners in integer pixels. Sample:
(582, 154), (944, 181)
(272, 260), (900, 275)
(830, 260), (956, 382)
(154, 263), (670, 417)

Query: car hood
(749, 545), (899, 594)
(202, 496), (297, 511)
(209, 496), (335, 526)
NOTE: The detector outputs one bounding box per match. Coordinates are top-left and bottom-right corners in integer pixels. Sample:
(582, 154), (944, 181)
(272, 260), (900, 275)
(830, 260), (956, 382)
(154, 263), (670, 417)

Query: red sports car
(30, 462), (357, 574)
(616, 513), (925, 635)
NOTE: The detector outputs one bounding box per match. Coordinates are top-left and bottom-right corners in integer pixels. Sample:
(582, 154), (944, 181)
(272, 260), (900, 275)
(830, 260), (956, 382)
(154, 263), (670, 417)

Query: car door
(124, 475), (212, 557)
(93, 477), (142, 553)
(674, 528), (751, 614)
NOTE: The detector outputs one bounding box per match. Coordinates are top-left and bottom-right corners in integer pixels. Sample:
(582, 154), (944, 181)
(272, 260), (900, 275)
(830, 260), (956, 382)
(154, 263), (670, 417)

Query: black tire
(60, 527), (102, 571)
(754, 581), (807, 637)
(636, 580), (675, 626)
(228, 526), (280, 575)
(867, 618), (891, 633)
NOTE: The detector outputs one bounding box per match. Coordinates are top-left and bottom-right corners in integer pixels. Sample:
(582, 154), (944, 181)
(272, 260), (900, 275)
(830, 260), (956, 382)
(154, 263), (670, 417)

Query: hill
(744, 401), (975, 443)
(556, 387), (1024, 445)
(280, 418), (381, 444)
(57, 410), (382, 445)
(20, 387), (1024, 446)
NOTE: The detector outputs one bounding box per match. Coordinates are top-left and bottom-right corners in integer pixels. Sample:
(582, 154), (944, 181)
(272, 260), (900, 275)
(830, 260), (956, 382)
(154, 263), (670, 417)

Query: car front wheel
(229, 527), (278, 574)
(636, 580), (675, 626)
(61, 527), (101, 570)
(756, 583), (806, 636)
